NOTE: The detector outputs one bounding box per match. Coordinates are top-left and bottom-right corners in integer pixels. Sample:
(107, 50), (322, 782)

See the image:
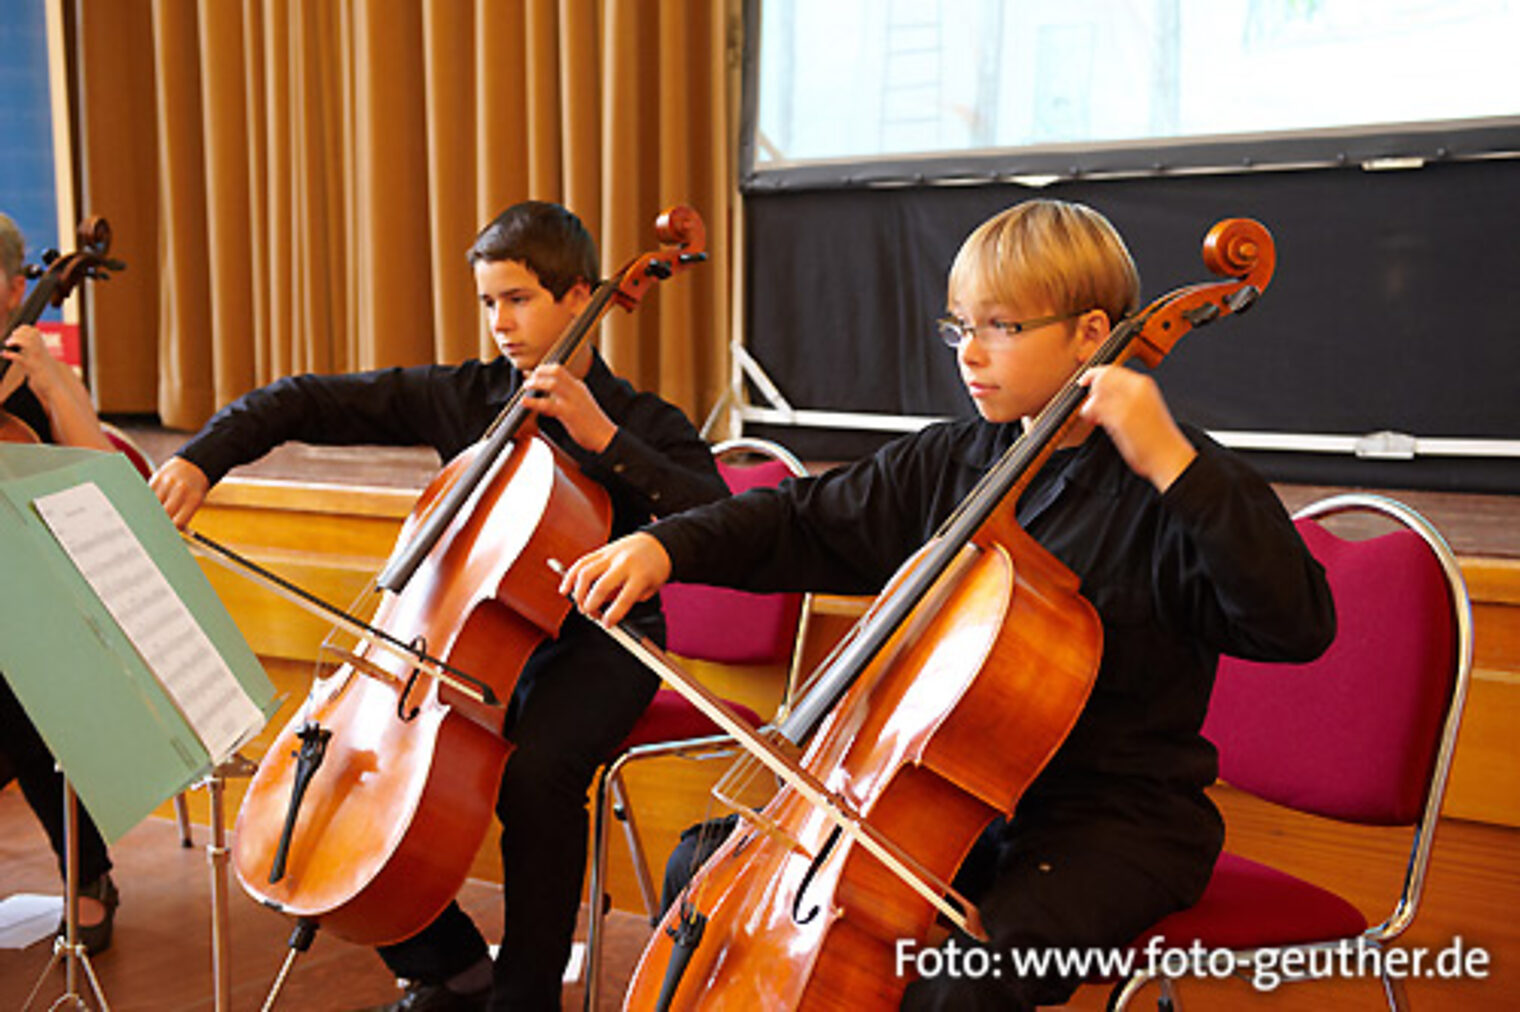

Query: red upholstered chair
(1109, 493), (1473, 1010)
(101, 421), (155, 482)
(582, 437), (811, 1008)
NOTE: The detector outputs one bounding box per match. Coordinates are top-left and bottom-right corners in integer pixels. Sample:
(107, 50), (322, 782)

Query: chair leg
(1381, 970), (1411, 1012)
(173, 792), (194, 847)
(584, 763), (618, 1012)
(610, 774), (660, 922)
(1107, 970), (1163, 1011)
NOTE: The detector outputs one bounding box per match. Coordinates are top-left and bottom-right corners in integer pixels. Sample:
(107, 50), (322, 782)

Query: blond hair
(0, 213), (23, 283)
(948, 199), (1140, 324)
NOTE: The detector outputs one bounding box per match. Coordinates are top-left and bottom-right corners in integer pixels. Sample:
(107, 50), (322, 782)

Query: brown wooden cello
(2, 216), (125, 443)
(219, 206), (707, 949)
(611, 218), (1276, 1010)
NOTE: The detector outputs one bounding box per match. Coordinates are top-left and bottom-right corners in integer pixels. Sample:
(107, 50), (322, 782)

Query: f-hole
(791, 825), (842, 926)
(396, 635), (428, 722)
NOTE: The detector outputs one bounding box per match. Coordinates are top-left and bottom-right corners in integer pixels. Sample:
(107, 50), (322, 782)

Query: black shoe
(56, 873), (119, 956)
(359, 981), (490, 1012)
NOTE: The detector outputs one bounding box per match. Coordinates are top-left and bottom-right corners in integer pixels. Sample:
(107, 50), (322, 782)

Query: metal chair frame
(1109, 493), (1474, 1011)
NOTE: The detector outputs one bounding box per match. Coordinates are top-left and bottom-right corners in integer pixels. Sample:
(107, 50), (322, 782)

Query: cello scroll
(1127, 217), (1274, 367)
(610, 205), (707, 310)
(4, 216), (125, 348)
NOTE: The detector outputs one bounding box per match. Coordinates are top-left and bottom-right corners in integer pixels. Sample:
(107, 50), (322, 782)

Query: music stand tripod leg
(201, 752), (255, 1012)
(22, 776), (112, 1012)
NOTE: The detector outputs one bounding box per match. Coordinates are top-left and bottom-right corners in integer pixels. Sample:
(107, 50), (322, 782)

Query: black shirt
(2, 384), (51, 443)
(178, 350), (729, 633)
(647, 416), (1335, 896)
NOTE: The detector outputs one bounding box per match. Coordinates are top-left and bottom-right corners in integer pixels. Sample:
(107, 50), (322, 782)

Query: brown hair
(467, 201), (598, 299)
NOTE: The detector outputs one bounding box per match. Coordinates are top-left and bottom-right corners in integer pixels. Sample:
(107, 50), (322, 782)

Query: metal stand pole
(21, 777), (111, 1011)
(200, 753), (256, 1012)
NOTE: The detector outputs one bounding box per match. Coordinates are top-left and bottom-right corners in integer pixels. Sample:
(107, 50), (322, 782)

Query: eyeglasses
(935, 309), (1085, 349)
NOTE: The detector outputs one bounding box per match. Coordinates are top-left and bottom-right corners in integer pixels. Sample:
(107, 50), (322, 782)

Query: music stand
(0, 445), (276, 1011)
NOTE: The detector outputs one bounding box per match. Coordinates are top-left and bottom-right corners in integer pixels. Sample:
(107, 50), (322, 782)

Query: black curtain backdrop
(743, 158), (1520, 492)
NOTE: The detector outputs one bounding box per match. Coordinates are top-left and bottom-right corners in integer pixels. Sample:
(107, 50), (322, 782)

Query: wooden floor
(0, 788), (653, 1011)
(3, 782), (1517, 1010)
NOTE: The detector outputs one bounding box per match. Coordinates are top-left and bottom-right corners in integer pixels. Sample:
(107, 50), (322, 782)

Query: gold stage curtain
(72, 0), (736, 433)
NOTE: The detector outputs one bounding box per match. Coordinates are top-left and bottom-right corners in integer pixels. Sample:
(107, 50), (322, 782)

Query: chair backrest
(1204, 494), (1472, 828)
(102, 422), (155, 479)
(662, 438), (808, 674)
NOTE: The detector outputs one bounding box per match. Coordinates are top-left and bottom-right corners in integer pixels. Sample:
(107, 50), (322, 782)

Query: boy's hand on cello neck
(560, 531), (671, 627)
(522, 362), (617, 454)
(1076, 365), (1197, 494)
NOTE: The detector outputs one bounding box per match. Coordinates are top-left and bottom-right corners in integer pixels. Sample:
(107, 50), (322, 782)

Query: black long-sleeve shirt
(3, 385), (51, 442)
(178, 350), (729, 634)
(647, 416), (1335, 894)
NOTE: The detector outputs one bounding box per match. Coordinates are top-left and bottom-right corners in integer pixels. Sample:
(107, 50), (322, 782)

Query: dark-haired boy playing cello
(153, 201), (727, 1011)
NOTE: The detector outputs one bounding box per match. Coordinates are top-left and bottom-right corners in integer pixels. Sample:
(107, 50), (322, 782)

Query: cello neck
(6, 272), (58, 336)
(478, 274), (623, 443)
(0, 272), (62, 384)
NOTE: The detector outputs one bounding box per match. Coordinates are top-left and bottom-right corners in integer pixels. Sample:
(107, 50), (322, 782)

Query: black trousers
(0, 675), (113, 887)
(378, 620), (659, 1011)
(899, 796), (1220, 1012)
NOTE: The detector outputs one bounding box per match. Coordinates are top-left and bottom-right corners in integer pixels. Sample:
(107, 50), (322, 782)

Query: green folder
(0, 443), (276, 843)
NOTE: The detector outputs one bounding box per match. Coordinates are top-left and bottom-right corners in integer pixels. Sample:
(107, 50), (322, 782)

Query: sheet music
(34, 481), (263, 762)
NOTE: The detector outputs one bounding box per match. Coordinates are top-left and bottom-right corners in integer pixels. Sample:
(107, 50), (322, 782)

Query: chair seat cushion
(1133, 851), (1369, 950)
(617, 689), (764, 751)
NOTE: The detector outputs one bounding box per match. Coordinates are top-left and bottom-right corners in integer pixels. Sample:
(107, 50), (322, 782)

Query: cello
(606, 218), (1276, 1009)
(223, 206), (707, 949)
(2, 216), (125, 443)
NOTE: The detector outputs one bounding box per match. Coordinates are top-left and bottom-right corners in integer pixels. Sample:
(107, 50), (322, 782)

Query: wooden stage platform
(115, 425), (1520, 560)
